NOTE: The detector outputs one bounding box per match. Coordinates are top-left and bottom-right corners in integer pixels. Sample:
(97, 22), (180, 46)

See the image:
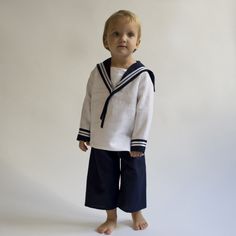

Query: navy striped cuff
(131, 139), (147, 152)
(76, 128), (90, 142)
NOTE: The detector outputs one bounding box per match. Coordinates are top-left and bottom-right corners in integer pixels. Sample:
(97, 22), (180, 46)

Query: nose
(120, 34), (127, 42)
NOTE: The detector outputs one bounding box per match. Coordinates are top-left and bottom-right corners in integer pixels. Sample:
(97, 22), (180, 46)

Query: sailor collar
(97, 58), (155, 128)
(97, 57), (155, 93)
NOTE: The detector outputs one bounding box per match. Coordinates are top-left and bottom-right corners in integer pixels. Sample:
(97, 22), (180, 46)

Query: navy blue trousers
(85, 148), (147, 213)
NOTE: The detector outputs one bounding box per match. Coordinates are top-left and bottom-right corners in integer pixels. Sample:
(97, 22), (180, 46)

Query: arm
(130, 72), (154, 155)
(76, 70), (94, 150)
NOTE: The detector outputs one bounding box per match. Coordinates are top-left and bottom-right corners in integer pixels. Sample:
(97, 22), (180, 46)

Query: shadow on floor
(0, 160), (99, 233)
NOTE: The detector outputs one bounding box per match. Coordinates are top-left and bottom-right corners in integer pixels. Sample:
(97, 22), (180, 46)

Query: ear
(136, 39), (141, 48)
(133, 39), (141, 52)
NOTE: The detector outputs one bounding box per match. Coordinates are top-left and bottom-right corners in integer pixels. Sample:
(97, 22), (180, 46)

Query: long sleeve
(131, 72), (154, 152)
(76, 71), (93, 142)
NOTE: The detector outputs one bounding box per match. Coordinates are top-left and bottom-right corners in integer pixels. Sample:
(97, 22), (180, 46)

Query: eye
(112, 31), (120, 37)
(127, 32), (135, 37)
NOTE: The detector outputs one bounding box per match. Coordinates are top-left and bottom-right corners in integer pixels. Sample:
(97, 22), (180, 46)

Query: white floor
(0, 166), (235, 236)
(0, 181), (156, 236)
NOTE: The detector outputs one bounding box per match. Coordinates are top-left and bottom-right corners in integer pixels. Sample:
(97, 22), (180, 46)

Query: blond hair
(103, 10), (141, 50)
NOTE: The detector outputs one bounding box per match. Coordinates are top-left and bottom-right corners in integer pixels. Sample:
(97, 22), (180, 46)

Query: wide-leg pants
(85, 148), (147, 213)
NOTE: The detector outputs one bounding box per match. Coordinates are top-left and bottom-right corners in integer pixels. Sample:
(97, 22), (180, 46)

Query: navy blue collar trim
(97, 58), (155, 92)
(97, 58), (155, 128)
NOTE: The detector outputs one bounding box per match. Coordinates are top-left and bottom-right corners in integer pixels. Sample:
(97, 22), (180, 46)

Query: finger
(131, 152), (143, 158)
(131, 153), (138, 158)
(79, 142), (88, 152)
(83, 143), (88, 151)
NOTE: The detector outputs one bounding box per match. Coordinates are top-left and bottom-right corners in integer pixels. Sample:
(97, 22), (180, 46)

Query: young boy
(77, 10), (155, 234)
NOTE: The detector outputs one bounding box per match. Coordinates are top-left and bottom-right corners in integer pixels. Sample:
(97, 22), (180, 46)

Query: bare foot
(131, 211), (148, 230)
(96, 209), (117, 235)
(96, 219), (117, 235)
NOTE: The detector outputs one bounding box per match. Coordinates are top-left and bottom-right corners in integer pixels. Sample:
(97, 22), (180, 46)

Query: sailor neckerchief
(97, 57), (155, 128)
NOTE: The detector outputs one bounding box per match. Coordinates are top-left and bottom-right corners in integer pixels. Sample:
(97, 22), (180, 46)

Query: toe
(104, 229), (112, 235)
(96, 229), (103, 234)
(143, 222), (148, 229)
(133, 224), (139, 230)
(97, 225), (105, 234)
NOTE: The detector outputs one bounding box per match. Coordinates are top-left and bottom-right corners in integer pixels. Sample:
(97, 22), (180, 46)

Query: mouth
(117, 45), (127, 48)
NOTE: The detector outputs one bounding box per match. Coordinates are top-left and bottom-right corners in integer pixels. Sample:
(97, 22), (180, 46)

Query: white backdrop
(0, 0), (235, 235)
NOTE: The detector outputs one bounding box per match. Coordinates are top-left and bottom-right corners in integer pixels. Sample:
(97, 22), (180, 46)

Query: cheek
(110, 38), (118, 46)
(107, 37), (114, 43)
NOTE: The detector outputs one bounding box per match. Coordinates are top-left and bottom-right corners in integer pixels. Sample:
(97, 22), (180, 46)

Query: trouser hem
(85, 203), (147, 213)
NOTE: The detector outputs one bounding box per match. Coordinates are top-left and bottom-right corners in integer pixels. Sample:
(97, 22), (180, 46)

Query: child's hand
(79, 141), (90, 152)
(130, 151), (144, 158)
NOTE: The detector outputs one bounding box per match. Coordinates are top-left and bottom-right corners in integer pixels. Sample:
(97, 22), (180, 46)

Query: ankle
(107, 216), (117, 221)
(106, 209), (117, 221)
(132, 211), (142, 217)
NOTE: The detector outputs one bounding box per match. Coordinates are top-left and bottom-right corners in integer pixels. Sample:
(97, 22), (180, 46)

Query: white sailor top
(77, 58), (155, 153)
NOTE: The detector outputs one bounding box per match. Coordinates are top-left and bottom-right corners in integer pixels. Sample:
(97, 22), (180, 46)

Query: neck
(111, 56), (136, 69)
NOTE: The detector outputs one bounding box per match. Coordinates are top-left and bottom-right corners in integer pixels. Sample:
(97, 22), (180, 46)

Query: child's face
(104, 17), (140, 60)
